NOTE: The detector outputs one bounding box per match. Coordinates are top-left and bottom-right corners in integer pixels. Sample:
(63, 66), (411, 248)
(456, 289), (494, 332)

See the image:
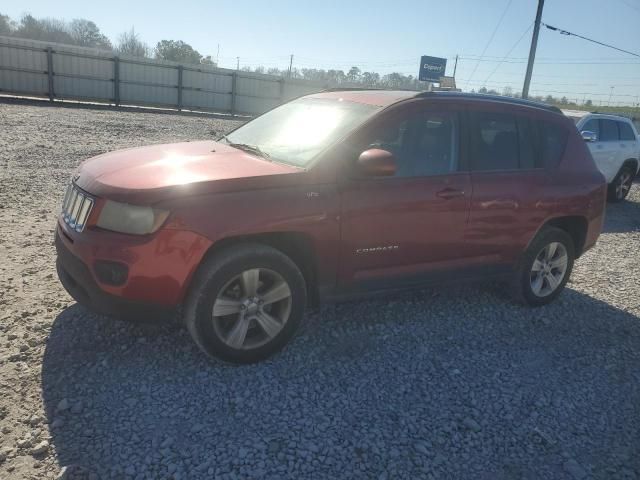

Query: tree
(155, 39), (202, 64)
(0, 14), (16, 35)
(560, 96), (568, 105)
(116, 28), (149, 57)
(14, 14), (74, 44)
(545, 95), (555, 104)
(200, 55), (216, 66)
(502, 86), (513, 97)
(361, 71), (379, 86)
(585, 99), (593, 107)
(347, 66), (361, 83)
(326, 70), (346, 84)
(69, 19), (111, 49)
(478, 87), (488, 94)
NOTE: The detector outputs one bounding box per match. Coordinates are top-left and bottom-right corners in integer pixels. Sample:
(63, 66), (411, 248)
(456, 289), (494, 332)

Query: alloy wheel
(616, 171), (633, 200)
(212, 268), (292, 350)
(529, 242), (568, 297)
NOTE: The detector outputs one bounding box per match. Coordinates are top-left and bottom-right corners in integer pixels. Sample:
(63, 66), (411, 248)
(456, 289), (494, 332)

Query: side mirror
(357, 148), (396, 177)
(581, 130), (597, 142)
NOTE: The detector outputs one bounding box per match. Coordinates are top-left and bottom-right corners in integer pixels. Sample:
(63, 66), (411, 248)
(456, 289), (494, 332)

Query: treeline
(0, 13), (216, 65)
(243, 66), (427, 90)
(472, 86), (599, 109)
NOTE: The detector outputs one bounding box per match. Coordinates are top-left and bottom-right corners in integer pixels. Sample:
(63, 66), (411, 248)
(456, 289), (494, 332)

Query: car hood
(75, 140), (304, 204)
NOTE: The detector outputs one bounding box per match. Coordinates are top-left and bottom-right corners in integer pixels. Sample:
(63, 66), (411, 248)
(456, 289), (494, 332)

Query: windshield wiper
(226, 140), (270, 159)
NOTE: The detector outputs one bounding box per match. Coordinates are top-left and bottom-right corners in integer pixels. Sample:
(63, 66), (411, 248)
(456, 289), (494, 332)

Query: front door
(338, 101), (471, 289)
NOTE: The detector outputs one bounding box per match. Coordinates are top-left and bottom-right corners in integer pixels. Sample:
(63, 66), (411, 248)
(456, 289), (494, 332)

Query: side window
(411, 113), (458, 176)
(358, 116), (416, 177)
(618, 122), (636, 141)
(353, 110), (459, 177)
(600, 119), (619, 141)
(539, 120), (569, 168)
(471, 112), (519, 171)
(582, 118), (600, 140)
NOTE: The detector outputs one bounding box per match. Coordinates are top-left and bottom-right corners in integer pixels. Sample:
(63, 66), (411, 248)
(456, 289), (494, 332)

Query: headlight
(96, 200), (169, 235)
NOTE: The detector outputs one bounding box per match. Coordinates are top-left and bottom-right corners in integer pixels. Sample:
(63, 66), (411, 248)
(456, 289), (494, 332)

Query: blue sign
(419, 56), (447, 82)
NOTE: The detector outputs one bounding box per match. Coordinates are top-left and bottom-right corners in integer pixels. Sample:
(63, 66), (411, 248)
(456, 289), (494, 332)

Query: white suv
(564, 111), (639, 202)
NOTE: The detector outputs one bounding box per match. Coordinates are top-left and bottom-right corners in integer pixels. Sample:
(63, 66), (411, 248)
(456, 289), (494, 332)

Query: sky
(3, 0), (640, 106)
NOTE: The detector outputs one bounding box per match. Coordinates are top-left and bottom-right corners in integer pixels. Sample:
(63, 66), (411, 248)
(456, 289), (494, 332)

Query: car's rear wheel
(608, 165), (634, 202)
(511, 227), (575, 306)
(184, 243), (306, 364)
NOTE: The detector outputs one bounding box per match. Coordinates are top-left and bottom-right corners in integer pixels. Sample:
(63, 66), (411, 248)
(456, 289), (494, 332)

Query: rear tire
(184, 243), (307, 364)
(608, 165), (634, 202)
(511, 227), (575, 307)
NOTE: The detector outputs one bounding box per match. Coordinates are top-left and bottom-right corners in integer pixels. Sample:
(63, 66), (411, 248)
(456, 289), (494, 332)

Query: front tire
(511, 227), (575, 307)
(608, 165), (634, 202)
(184, 243), (307, 364)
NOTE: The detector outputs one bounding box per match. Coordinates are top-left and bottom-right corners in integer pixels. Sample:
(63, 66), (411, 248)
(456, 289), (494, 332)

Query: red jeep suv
(55, 90), (606, 363)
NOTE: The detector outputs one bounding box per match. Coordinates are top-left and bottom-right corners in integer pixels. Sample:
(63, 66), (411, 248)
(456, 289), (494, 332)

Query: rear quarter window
(538, 120), (569, 168)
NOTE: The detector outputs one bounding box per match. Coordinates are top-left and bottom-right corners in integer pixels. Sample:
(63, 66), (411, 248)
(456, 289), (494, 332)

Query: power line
(615, 0), (640, 14)
(464, 0), (514, 86)
(542, 23), (640, 58)
(459, 57), (640, 65)
(482, 23), (533, 86)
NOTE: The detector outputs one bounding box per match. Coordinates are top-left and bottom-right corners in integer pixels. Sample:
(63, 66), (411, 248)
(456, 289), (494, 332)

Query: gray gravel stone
(1, 100), (640, 479)
(564, 459), (587, 479)
(31, 440), (50, 456)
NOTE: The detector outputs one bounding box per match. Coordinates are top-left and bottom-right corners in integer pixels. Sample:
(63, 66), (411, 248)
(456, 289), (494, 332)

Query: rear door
(338, 101), (471, 289)
(594, 118), (621, 182)
(465, 105), (549, 266)
(617, 120), (639, 171)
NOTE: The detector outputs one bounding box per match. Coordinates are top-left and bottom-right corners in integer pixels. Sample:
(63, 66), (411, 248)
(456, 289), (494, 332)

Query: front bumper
(55, 229), (175, 321)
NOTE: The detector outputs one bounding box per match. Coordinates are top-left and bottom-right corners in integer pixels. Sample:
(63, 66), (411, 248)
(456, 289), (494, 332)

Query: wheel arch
(528, 216), (589, 258)
(621, 158), (639, 177)
(188, 231), (320, 308)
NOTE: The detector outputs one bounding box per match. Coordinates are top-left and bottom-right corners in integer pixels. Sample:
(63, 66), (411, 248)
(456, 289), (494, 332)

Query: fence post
(230, 72), (237, 115)
(279, 78), (285, 105)
(46, 47), (54, 102)
(113, 56), (120, 106)
(177, 65), (184, 111)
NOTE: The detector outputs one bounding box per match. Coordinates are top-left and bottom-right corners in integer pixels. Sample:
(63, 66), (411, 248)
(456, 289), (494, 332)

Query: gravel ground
(1, 98), (640, 480)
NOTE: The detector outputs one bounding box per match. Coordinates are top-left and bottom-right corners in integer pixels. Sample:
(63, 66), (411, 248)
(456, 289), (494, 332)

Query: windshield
(222, 97), (378, 167)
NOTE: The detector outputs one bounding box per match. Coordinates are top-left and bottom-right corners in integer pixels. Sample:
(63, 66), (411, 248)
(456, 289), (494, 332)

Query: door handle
(436, 188), (465, 200)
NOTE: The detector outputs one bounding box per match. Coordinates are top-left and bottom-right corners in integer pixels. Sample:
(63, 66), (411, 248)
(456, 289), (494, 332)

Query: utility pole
(216, 44), (220, 65)
(453, 54), (458, 78)
(608, 86), (614, 106)
(236, 57), (239, 70)
(522, 0), (545, 99)
(288, 54), (294, 78)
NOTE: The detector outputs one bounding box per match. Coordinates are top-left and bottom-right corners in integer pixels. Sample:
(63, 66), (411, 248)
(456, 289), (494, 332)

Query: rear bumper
(55, 229), (175, 321)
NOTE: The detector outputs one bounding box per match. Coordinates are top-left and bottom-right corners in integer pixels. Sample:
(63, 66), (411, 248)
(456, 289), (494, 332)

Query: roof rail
(321, 87), (385, 92)
(416, 91), (563, 114)
(321, 87), (423, 93)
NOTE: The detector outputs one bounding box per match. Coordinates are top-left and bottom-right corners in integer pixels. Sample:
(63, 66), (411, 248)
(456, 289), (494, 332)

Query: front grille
(61, 184), (94, 232)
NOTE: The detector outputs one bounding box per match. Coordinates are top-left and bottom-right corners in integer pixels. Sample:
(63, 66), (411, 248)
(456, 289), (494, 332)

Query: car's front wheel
(184, 243), (307, 364)
(511, 227), (575, 306)
(608, 165), (634, 202)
